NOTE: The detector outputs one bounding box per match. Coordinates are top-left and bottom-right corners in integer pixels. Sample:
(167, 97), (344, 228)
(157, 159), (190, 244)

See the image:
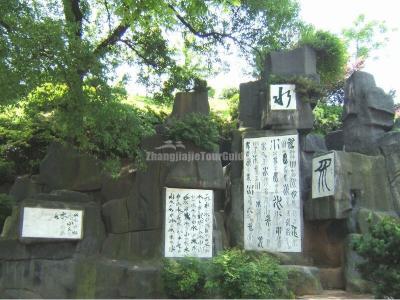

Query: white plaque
(165, 188), (213, 258)
(312, 152), (335, 198)
(270, 84), (297, 110)
(243, 134), (301, 252)
(21, 207), (83, 239)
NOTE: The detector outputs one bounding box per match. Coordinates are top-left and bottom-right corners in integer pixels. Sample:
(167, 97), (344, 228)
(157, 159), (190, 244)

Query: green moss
(76, 260), (97, 299)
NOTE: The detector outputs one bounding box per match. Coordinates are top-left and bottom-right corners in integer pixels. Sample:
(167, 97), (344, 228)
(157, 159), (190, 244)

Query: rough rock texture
(238, 80), (265, 129)
(100, 171), (136, 203)
(264, 46), (318, 78)
(39, 142), (103, 192)
(260, 92), (315, 132)
(379, 131), (400, 212)
(344, 234), (372, 293)
(169, 91), (209, 119)
(9, 175), (44, 202)
(0, 257), (165, 298)
(260, 46), (318, 132)
(304, 151), (394, 221)
(283, 265), (323, 296)
(303, 219), (347, 268)
(325, 130), (344, 151)
(343, 71), (394, 155)
(300, 134), (327, 201)
(319, 267), (345, 289)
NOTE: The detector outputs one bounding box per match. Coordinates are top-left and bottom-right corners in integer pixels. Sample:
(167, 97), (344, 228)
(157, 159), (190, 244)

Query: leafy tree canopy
(0, 0), (302, 108)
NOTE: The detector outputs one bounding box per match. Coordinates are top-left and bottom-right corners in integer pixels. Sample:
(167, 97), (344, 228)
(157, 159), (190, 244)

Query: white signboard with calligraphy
(243, 134), (301, 252)
(312, 152), (335, 198)
(165, 188), (213, 258)
(21, 207), (83, 239)
(270, 84), (297, 110)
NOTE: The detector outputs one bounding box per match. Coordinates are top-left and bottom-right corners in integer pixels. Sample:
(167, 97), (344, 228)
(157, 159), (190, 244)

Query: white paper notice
(312, 152), (335, 198)
(165, 188), (213, 258)
(243, 134), (301, 252)
(21, 207), (83, 239)
(270, 84), (297, 110)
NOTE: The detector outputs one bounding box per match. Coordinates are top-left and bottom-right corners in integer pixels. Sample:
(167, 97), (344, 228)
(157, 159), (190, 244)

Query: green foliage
(353, 217), (400, 298)
(0, 194), (15, 233)
(269, 75), (324, 105)
(312, 102), (343, 135)
(162, 249), (291, 299)
(0, 83), (157, 178)
(166, 113), (220, 152)
(210, 112), (238, 141)
(205, 249), (291, 299)
(221, 87), (239, 100)
(299, 29), (348, 86)
(162, 258), (207, 299)
(342, 14), (395, 62)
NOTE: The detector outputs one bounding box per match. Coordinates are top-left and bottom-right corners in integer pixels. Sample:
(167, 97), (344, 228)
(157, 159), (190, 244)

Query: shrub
(0, 193), (15, 233)
(162, 249), (291, 299)
(205, 249), (291, 299)
(312, 102), (343, 135)
(162, 258), (207, 298)
(353, 217), (400, 298)
(166, 113), (220, 152)
(299, 29), (348, 86)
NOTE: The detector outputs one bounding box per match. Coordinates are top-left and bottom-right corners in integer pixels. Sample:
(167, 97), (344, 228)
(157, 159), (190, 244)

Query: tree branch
(120, 39), (160, 70)
(0, 19), (12, 34)
(93, 23), (129, 56)
(167, 4), (229, 39)
(62, 0), (83, 37)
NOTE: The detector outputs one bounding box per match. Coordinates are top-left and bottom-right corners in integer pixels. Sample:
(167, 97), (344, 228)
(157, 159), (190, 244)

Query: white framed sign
(270, 84), (297, 110)
(243, 134), (301, 252)
(312, 152), (335, 198)
(21, 207), (83, 239)
(165, 188), (213, 258)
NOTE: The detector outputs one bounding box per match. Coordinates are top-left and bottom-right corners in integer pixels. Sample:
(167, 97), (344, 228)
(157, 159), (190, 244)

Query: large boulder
(379, 131), (400, 212)
(343, 71), (394, 155)
(282, 265), (323, 296)
(39, 142), (103, 192)
(169, 91), (210, 119)
(9, 175), (44, 202)
(304, 151), (394, 221)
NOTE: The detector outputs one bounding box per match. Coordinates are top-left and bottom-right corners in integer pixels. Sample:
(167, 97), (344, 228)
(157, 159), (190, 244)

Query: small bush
(299, 29), (348, 86)
(162, 249), (291, 299)
(205, 249), (291, 299)
(166, 113), (220, 152)
(353, 217), (400, 298)
(312, 102), (343, 135)
(0, 193), (15, 233)
(162, 258), (207, 298)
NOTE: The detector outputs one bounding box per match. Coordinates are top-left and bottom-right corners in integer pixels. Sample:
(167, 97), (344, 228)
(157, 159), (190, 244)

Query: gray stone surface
(169, 91), (210, 119)
(264, 46), (318, 78)
(319, 267), (344, 290)
(305, 151), (394, 220)
(9, 175), (43, 202)
(379, 131), (400, 212)
(301, 133), (327, 153)
(344, 234), (372, 293)
(343, 71), (394, 155)
(261, 91), (315, 132)
(238, 80), (265, 129)
(325, 130), (344, 151)
(101, 230), (162, 261)
(39, 142), (103, 192)
(102, 197), (129, 233)
(100, 171), (136, 203)
(165, 160), (225, 190)
(282, 265), (323, 296)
